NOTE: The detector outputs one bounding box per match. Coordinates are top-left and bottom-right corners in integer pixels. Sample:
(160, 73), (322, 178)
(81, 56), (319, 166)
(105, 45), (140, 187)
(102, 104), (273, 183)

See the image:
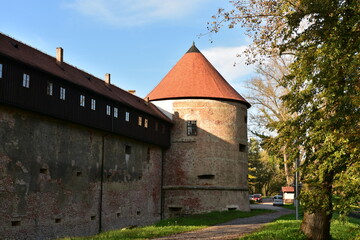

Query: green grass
(60, 209), (273, 240)
(239, 206), (360, 240)
(62, 225), (202, 240)
(155, 209), (273, 227)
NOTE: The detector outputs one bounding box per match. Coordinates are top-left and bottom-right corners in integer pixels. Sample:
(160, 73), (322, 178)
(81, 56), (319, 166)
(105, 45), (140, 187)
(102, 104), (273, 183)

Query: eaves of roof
(0, 32), (171, 123)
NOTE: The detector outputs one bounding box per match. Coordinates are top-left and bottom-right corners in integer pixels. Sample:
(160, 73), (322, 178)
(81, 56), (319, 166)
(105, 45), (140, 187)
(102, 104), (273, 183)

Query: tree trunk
(283, 150), (292, 185)
(301, 211), (332, 240)
(300, 181), (333, 240)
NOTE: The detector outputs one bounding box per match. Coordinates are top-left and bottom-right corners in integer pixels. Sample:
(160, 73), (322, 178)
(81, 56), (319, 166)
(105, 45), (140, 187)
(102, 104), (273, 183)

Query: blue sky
(0, 0), (256, 98)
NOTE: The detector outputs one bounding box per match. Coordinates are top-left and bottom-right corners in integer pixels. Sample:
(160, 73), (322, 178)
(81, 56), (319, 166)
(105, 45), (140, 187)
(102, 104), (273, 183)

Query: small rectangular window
(144, 119), (148, 128)
(168, 206), (182, 212)
(138, 116), (142, 126)
(60, 87), (66, 100)
(106, 105), (111, 115)
(114, 107), (118, 118)
(47, 82), (53, 96)
(91, 99), (96, 110)
(11, 220), (21, 226)
(125, 145), (131, 166)
(0, 63), (3, 78)
(239, 143), (247, 152)
(125, 145), (131, 154)
(187, 120), (197, 136)
(80, 95), (85, 107)
(125, 112), (130, 122)
(22, 73), (30, 88)
(155, 122), (159, 131)
(147, 147), (151, 163)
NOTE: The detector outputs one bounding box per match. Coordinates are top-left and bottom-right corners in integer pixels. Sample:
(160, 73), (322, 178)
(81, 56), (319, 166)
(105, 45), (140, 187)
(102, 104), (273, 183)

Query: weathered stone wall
(161, 99), (250, 218)
(164, 189), (249, 217)
(0, 104), (162, 239)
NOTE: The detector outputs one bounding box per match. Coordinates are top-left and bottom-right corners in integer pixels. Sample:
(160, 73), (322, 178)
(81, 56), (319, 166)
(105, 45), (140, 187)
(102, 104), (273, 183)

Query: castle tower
(146, 43), (251, 218)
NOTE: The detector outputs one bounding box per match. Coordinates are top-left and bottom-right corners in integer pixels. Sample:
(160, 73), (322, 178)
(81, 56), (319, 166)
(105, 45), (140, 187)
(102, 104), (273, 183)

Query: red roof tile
(0, 33), (170, 122)
(146, 44), (250, 108)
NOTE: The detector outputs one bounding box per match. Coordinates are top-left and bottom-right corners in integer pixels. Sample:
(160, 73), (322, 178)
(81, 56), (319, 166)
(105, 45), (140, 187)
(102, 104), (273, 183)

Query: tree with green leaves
(248, 138), (285, 196)
(209, 1), (360, 239)
(248, 138), (261, 193)
(248, 138), (270, 194)
(247, 56), (295, 186)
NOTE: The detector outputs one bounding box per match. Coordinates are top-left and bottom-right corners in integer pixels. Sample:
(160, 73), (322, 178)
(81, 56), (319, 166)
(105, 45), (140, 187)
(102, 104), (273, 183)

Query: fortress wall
(0, 104), (162, 240)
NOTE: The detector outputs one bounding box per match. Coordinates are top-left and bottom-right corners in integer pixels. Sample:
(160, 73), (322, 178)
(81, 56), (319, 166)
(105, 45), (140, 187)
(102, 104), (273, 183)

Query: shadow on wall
(0, 104), (163, 240)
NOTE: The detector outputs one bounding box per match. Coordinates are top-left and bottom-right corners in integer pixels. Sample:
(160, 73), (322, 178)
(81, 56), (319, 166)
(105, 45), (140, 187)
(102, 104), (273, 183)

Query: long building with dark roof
(0, 33), (171, 147)
(0, 33), (250, 239)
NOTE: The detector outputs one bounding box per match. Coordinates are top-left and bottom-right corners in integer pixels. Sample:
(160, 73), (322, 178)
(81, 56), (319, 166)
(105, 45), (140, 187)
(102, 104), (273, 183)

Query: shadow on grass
(60, 209), (274, 240)
(240, 206), (360, 240)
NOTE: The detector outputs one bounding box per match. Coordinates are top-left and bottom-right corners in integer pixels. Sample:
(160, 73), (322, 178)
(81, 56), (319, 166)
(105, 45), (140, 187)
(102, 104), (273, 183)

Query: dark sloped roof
(146, 43), (250, 108)
(0, 33), (170, 122)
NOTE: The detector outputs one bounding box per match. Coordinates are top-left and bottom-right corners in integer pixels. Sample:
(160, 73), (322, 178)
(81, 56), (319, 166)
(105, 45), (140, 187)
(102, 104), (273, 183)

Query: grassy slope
(60, 209), (273, 240)
(240, 205), (360, 240)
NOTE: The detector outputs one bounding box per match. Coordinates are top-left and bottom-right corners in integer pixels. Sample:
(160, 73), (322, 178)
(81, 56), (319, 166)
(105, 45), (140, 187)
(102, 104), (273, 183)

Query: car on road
(273, 195), (284, 206)
(253, 194), (262, 203)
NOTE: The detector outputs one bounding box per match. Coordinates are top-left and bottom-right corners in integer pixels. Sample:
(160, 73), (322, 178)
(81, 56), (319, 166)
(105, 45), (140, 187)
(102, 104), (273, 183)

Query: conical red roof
(146, 44), (250, 108)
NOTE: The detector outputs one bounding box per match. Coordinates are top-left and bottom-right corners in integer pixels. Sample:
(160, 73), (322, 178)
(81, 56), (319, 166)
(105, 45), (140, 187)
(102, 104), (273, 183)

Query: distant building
(282, 186), (295, 204)
(0, 33), (250, 239)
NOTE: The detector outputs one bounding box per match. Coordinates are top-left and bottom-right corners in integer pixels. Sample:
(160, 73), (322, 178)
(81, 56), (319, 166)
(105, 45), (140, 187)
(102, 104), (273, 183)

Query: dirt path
(151, 203), (294, 240)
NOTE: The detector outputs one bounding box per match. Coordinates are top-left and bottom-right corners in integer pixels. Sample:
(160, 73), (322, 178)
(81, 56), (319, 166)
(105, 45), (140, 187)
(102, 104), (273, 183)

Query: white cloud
(202, 46), (256, 84)
(64, 0), (207, 26)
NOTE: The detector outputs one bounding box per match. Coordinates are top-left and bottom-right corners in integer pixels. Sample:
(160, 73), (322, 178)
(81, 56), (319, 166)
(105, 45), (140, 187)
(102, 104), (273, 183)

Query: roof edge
(149, 96), (251, 108)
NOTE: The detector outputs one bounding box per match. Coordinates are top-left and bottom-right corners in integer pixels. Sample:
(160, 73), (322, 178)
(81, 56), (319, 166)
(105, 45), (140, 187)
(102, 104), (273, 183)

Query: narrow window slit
(168, 207), (182, 212)
(198, 174), (215, 179)
(11, 220), (21, 226)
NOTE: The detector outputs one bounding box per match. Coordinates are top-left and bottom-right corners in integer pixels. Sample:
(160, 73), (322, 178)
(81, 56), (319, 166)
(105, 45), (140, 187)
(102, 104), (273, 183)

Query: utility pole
(295, 155), (299, 220)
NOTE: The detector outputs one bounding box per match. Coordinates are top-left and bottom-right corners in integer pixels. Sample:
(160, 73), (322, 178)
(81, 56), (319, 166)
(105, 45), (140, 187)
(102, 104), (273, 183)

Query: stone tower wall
(160, 99), (250, 218)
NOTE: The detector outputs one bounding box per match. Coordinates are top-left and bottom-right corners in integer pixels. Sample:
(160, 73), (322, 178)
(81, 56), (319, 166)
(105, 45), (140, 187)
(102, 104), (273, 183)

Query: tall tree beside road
(247, 56), (294, 186)
(209, 1), (360, 240)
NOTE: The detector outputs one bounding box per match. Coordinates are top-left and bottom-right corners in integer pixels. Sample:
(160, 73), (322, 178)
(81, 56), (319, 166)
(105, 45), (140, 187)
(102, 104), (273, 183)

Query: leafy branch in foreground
(209, 0), (360, 239)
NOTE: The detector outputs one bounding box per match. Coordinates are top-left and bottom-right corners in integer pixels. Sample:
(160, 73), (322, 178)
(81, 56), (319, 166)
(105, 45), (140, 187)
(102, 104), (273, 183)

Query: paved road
(151, 203), (294, 240)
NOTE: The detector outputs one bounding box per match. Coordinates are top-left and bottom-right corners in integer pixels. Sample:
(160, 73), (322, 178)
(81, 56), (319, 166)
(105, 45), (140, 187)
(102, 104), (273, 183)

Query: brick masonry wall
(0, 104), (162, 240)
(161, 99), (250, 218)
